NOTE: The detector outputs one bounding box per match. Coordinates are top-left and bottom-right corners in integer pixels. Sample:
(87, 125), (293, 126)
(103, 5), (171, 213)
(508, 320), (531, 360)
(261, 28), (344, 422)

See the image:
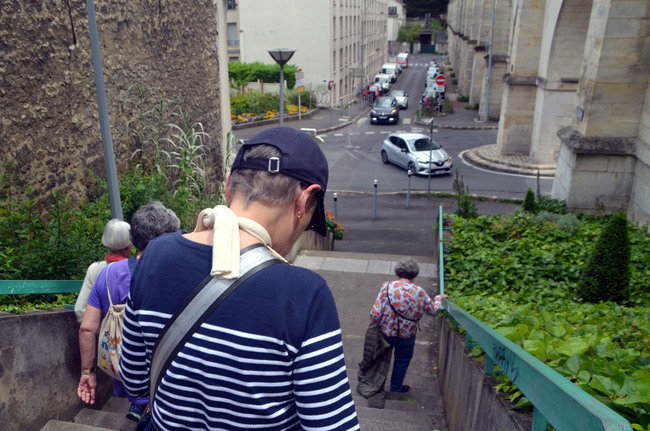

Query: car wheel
(381, 150), (389, 164)
(407, 162), (416, 174)
(404, 103), (408, 109)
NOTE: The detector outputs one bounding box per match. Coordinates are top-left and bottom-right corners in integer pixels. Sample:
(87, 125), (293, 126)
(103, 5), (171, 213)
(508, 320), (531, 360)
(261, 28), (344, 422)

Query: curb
(413, 119), (498, 130)
(462, 148), (556, 177)
(232, 109), (318, 130)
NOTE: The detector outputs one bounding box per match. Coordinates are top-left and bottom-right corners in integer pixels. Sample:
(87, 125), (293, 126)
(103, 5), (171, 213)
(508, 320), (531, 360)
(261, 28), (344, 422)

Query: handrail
(437, 206), (632, 431)
(438, 205), (444, 297)
(0, 280), (83, 295)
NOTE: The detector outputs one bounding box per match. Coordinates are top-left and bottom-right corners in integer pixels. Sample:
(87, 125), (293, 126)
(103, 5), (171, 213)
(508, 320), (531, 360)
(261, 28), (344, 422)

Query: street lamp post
(268, 49), (296, 127)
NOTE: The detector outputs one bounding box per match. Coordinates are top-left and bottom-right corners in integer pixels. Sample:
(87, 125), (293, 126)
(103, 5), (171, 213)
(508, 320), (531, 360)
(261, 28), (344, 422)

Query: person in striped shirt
(120, 127), (359, 430)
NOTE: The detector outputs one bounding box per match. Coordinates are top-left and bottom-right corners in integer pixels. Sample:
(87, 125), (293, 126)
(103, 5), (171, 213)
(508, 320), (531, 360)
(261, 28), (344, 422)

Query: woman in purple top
(77, 201), (180, 422)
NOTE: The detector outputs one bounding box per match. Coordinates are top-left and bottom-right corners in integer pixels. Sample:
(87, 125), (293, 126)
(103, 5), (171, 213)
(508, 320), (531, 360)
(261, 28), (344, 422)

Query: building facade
(447, 0), (650, 229)
(234, 0), (390, 105)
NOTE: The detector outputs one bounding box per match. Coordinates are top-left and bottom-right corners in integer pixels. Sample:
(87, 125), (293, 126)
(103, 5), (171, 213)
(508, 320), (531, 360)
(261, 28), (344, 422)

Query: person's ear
(297, 184), (321, 214)
(224, 172), (233, 204)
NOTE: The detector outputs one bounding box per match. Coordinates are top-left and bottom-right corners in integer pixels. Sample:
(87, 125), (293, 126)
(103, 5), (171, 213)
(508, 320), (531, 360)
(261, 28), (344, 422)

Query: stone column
(496, 0), (545, 155)
(529, 0), (591, 164)
(553, 0), (649, 219)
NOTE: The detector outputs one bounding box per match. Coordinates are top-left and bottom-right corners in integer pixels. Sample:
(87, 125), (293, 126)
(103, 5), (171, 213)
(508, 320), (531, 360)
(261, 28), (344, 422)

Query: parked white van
(373, 73), (391, 94)
(381, 63), (399, 83)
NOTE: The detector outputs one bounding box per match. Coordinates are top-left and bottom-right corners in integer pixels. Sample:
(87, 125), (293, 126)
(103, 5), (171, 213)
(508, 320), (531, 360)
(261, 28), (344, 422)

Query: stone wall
(437, 317), (531, 431)
(0, 309), (114, 431)
(0, 0), (224, 206)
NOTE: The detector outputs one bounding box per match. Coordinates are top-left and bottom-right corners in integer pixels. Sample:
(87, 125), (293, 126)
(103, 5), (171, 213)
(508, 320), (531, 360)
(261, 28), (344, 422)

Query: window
(227, 0), (237, 10)
(388, 6), (397, 17)
(227, 23), (238, 46)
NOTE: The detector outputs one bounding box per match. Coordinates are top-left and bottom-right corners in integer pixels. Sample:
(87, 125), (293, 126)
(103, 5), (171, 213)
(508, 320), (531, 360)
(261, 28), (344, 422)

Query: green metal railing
(0, 280), (82, 309)
(437, 206), (632, 431)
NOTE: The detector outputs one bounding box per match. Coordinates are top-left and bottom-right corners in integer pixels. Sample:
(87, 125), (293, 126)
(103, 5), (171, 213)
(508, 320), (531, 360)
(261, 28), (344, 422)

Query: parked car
(388, 90), (409, 109)
(396, 52), (409, 68)
(370, 96), (399, 125)
(373, 73), (391, 94)
(362, 84), (381, 100)
(381, 63), (399, 83)
(381, 133), (452, 175)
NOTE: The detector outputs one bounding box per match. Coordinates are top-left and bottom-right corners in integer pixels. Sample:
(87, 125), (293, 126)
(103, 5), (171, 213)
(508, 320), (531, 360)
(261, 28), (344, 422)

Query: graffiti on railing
(492, 345), (519, 382)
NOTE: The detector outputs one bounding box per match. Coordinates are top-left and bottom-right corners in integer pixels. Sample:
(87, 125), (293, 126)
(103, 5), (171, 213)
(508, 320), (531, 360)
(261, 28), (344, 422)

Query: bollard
(333, 193), (338, 220)
(406, 170), (412, 208)
(373, 179), (378, 219)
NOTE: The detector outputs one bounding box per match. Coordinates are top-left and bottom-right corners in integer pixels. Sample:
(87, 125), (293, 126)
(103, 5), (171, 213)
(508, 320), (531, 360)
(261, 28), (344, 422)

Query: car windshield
(408, 137), (441, 152)
(374, 98), (393, 108)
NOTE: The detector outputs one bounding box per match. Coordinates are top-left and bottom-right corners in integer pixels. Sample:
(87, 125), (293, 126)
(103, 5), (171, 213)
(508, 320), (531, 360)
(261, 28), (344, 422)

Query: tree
(576, 211), (631, 304)
(397, 23), (422, 43)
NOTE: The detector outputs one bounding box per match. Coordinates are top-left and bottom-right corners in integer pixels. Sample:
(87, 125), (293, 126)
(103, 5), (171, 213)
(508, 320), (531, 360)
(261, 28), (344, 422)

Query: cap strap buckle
(268, 157), (280, 173)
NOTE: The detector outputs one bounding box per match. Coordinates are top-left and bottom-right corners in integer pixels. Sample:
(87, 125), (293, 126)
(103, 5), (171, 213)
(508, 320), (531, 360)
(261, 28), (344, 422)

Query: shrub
(577, 211), (631, 304)
(457, 94), (469, 102)
(452, 170), (477, 219)
(443, 99), (454, 114)
(535, 196), (566, 214)
(522, 189), (536, 212)
(452, 78), (458, 85)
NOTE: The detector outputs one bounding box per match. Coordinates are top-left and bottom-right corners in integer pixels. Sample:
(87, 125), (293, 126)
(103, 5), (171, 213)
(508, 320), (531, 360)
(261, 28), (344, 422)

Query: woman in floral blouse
(369, 257), (448, 393)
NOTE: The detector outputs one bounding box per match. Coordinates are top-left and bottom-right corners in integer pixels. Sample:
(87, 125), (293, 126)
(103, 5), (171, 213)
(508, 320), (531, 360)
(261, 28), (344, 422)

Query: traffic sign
(435, 75), (447, 86)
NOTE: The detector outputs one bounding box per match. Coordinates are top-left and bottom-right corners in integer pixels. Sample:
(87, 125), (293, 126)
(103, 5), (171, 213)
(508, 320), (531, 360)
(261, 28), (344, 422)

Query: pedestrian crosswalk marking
(403, 118), (411, 124)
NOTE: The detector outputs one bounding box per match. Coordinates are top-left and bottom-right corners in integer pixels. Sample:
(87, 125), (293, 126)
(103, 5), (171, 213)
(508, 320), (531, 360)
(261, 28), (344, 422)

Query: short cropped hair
(394, 258), (420, 280)
(229, 144), (304, 208)
(101, 219), (132, 251)
(130, 201), (180, 251)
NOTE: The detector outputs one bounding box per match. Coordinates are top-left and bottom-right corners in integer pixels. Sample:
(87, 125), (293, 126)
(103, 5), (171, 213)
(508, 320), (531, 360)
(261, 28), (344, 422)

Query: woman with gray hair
(74, 219), (132, 323)
(77, 201), (180, 422)
(369, 257), (448, 393)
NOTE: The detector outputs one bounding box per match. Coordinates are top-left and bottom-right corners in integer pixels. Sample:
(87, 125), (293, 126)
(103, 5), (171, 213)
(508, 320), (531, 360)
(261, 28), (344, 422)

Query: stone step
(74, 408), (137, 431)
(40, 399), (137, 431)
(41, 419), (114, 431)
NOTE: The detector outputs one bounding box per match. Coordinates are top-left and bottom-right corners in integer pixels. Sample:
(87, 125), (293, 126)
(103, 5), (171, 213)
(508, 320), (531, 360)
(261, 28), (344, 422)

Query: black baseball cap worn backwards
(231, 127), (329, 236)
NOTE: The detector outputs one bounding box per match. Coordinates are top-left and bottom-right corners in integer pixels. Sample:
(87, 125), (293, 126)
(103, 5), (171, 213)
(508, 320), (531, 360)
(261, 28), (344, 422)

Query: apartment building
(229, 0), (389, 104)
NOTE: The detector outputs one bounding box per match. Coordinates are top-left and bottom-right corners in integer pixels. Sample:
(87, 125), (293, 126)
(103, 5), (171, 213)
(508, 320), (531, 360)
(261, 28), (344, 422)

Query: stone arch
(530, 0), (592, 163)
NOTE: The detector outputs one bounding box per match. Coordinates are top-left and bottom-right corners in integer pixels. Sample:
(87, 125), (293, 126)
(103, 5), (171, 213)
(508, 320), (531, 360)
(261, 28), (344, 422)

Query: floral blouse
(369, 280), (442, 338)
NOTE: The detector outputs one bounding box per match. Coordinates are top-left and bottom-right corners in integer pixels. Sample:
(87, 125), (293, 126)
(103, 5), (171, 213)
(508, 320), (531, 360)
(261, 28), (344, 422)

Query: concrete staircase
(40, 251), (448, 430)
(41, 397), (136, 431)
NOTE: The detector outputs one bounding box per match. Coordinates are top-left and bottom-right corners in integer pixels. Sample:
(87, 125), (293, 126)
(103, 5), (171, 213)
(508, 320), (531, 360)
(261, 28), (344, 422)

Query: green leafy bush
(445, 211), (650, 428)
(577, 211), (631, 304)
(228, 61), (297, 91)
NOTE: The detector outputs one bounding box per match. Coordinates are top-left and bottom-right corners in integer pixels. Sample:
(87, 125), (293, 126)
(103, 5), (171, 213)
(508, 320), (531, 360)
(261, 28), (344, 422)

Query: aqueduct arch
(448, 0), (650, 228)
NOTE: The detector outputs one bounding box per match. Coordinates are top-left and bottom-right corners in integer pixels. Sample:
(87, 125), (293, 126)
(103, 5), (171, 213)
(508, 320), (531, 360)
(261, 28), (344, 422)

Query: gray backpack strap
(149, 245), (280, 402)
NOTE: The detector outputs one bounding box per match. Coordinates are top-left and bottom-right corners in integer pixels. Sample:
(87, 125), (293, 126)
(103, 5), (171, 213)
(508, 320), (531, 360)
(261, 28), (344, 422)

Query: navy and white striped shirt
(120, 232), (359, 430)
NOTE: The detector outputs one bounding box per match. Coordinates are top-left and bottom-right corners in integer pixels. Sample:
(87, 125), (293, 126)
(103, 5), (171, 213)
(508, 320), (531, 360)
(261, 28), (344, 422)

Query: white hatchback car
(381, 133), (452, 175)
